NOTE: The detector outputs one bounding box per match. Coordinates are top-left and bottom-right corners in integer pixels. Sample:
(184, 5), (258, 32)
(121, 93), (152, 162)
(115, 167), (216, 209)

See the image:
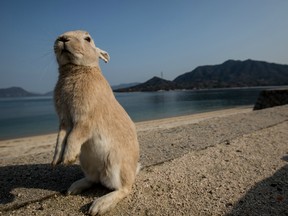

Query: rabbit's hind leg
(89, 186), (132, 216)
(88, 163), (136, 215)
(67, 177), (94, 195)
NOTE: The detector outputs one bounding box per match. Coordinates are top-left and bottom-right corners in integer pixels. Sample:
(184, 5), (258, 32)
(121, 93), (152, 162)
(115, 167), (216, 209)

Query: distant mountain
(44, 91), (53, 96)
(111, 82), (140, 90)
(0, 87), (40, 98)
(3, 59), (288, 95)
(114, 76), (180, 92)
(173, 59), (288, 89)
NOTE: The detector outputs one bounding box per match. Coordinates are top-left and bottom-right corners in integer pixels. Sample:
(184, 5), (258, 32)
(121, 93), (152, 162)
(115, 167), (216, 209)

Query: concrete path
(1, 105), (288, 215)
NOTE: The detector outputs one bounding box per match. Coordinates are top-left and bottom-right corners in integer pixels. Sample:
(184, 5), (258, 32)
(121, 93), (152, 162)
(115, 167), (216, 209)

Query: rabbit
(52, 30), (140, 215)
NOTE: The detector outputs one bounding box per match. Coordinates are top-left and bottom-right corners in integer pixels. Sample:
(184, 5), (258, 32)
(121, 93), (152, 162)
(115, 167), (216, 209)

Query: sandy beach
(1, 105), (288, 215)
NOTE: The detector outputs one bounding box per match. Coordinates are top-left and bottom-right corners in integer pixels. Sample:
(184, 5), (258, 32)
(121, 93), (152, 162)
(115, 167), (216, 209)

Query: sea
(0, 87), (280, 140)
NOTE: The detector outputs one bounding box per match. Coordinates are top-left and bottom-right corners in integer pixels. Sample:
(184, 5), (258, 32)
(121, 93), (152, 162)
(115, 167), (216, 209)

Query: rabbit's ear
(96, 47), (110, 63)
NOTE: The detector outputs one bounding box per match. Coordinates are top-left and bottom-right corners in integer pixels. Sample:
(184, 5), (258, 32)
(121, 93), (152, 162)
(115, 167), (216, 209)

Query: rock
(253, 89), (288, 110)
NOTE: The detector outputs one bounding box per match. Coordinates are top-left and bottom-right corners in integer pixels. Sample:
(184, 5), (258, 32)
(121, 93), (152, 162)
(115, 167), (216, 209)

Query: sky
(0, 0), (287, 93)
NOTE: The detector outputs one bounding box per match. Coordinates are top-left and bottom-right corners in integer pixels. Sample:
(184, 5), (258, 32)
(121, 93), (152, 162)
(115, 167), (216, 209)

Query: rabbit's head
(54, 30), (110, 67)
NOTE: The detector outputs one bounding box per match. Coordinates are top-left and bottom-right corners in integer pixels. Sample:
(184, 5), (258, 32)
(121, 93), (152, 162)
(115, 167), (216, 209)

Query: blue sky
(0, 0), (287, 93)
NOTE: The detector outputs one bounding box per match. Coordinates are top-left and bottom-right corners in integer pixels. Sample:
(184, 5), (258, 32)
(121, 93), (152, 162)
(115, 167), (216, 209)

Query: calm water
(0, 87), (275, 140)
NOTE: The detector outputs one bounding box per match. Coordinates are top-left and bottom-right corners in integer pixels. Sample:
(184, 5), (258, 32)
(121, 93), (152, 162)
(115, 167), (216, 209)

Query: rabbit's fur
(52, 30), (140, 215)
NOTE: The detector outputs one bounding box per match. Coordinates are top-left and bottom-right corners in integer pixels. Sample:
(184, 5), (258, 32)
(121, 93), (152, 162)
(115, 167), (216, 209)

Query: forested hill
(173, 59), (288, 89)
(114, 59), (288, 92)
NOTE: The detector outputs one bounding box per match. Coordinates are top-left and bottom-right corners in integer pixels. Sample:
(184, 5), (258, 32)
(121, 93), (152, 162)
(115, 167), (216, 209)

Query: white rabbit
(52, 30), (140, 215)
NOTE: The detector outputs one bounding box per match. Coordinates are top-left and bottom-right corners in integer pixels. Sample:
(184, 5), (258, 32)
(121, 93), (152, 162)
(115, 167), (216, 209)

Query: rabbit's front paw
(51, 156), (61, 166)
(62, 147), (79, 165)
(51, 148), (64, 166)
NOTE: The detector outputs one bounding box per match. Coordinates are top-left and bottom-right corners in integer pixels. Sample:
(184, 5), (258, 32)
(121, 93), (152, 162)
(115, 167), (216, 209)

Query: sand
(0, 105), (288, 215)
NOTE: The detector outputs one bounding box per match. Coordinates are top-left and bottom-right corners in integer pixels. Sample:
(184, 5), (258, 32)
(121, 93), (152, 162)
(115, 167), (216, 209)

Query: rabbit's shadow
(0, 163), (109, 206)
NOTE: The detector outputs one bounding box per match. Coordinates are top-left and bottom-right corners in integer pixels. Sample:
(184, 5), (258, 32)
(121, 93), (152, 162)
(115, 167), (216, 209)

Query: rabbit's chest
(55, 76), (95, 111)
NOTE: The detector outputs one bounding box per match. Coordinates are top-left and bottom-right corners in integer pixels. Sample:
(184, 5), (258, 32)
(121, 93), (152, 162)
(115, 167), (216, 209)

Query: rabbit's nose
(58, 36), (69, 43)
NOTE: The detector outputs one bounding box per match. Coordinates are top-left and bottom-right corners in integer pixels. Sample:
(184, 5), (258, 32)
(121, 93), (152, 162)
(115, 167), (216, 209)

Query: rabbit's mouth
(61, 48), (72, 55)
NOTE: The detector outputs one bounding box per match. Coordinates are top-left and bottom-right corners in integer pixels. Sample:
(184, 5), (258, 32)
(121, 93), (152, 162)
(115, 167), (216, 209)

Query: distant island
(115, 76), (180, 92)
(114, 59), (288, 92)
(111, 82), (140, 90)
(1, 59), (288, 97)
(0, 83), (140, 98)
(0, 87), (41, 98)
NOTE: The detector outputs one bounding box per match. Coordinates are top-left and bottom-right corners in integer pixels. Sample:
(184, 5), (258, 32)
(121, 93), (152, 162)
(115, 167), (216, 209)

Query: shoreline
(1, 106), (252, 142)
(0, 106), (252, 160)
(136, 106), (252, 131)
(0, 106), (252, 142)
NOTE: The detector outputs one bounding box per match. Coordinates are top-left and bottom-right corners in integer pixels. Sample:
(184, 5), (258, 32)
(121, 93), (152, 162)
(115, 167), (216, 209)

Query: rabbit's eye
(84, 37), (91, 42)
